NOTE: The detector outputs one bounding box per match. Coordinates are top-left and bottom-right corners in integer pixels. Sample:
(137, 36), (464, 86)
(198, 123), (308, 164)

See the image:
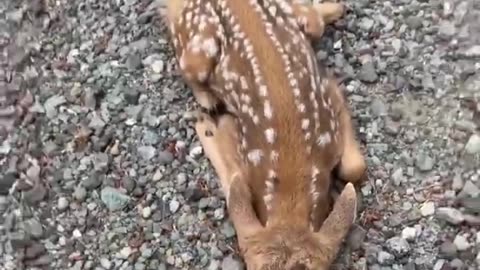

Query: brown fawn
(163, 0), (367, 269)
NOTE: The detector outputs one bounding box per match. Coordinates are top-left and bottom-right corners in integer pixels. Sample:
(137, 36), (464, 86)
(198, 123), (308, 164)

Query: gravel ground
(1, 0), (480, 269)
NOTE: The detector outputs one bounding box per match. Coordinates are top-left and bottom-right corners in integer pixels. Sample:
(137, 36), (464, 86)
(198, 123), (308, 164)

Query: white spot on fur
(270, 150), (279, 162)
(247, 149), (263, 166)
(264, 100), (273, 119)
(265, 128), (276, 144)
(301, 119), (310, 130)
(317, 132), (332, 146)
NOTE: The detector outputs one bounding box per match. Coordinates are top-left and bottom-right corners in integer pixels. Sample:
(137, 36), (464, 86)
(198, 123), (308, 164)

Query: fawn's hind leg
(166, 0), (222, 111)
(194, 111), (246, 199)
(328, 79), (367, 186)
(292, 1), (345, 39)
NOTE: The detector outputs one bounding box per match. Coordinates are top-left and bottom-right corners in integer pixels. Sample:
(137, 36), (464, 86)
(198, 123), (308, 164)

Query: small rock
(169, 199), (180, 213)
(377, 251), (394, 265)
(433, 260), (446, 270)
(371, 98), (387, 117)
(450, 259), (464, 269)
(459, 180), (480, 198)
(23, 182), (47, 205)
(189, 146), (203, 158)
(122, 177), (136, 193)
(138, 146), (156, 160)
(152, 169), (163, 181)
(439, 241), (457, 258)
(436, 207), (465, 225)
(452, 174), (464, 191)
(158, 151), (174, 165)
(346, 225), (366, 250)
(119, 246), (133, 259)
(135, 262), (146, 270)
(44, 95), (66, 118)
(126, 54), (142, 70)
(463, 45), (480, 58)
(415, 152), (434, 172)
(100, 257), (112, 269)
(438, 20), (456, 39)
(89, 113), (106, 131)
(208, 260), (221, 270)
(24, 218), (44, 238)
(73, 186), (87, 202)
(359, 17), (375, 31)
(221, 222), (236, 238)
(0, 172), (17, 195)
(358, 62), (378, 83)
(57, 197), (69, 211)
(124, 88), (140, 105)
(151, 60), (164, 73)
(221, 254), (244, 270)
(82, 173), (103, 190)
(465, 134), (480, 154)
(420, 201), (435, 216)
(72, 229), (82, 238)
(391, 168), (404, 185)
(401, 227), (417, 240)
(142, 207), (152, 219)
(453, 234), (471, 251)
(101, 187), (131, 211)
(386, 236), (410, 257)
(25, 243), (46, 259)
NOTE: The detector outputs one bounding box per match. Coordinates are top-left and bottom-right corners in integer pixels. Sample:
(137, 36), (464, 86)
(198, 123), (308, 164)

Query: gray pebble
(465, 134), (480, 154)
(221, 254), (244, 270)
(439, 241), (457, 259)
(101, 187), (131, 211)
(436, 207), (465, 225)
(415, 152), (435, 172)
(158, 151), (174, 165)
(358, 62), (378, 83)
(57, 197), (69, 211)
(126, 54), (142, 70)
(24, 218), (44, 238)
(453, 234), (471, 251)
(169, 199), (180, 213)
(386, 237), (410, 257)
(73, 186), (87, 202)
(377, 251), (394, 265)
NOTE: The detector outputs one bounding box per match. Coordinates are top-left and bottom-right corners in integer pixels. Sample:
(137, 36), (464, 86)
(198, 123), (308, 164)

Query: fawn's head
(228, 177), (357, 270)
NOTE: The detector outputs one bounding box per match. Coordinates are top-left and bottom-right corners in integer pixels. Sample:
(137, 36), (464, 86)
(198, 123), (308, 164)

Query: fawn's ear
(165, 0), (185, 24)
(227, 175), (264, 240)
(311, 3), (345, 25)
(314, 183), (357, 263)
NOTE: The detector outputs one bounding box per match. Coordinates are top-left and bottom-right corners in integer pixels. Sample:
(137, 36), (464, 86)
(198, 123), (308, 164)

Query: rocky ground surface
(1, 0), (480, 269)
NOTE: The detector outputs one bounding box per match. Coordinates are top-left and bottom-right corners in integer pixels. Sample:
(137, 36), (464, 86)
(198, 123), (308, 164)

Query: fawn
(163, 0), (367, 269)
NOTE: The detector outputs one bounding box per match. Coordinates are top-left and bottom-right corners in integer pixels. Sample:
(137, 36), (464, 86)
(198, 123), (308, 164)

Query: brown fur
(163, 0), (367, 269)
(194, 112), (360, 270)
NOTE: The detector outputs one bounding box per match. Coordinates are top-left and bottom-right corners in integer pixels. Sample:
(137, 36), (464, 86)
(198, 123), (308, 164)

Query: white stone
(465, 134), (480, 154)
(453, 234), (471, 251)
(169, 199), (180, 213)
(57, 197), (69, 211)
(72, 229), (82, 238)
(119, 246), (133, 259)
(142, 207), (152, 219)
(152, 169), (163, 181)
(420, 201), (435, 216)
(151, 60), (164, 73)
(189, 145), (203, 158)
(100, 257), (112, 269)
(401, 227), (417, 240)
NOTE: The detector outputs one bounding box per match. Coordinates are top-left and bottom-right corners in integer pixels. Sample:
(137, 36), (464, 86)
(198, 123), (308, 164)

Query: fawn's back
(169, 0), (343, 228)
